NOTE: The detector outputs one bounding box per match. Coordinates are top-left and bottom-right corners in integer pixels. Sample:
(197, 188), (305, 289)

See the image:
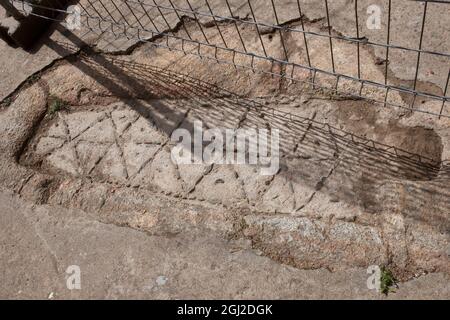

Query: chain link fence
(1, 0), (449, 118)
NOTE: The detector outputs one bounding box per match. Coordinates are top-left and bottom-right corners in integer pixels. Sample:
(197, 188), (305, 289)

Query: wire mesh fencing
(3, 0), (450, 118)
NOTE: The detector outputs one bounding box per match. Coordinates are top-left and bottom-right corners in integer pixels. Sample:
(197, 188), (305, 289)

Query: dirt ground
(0, 0), (449, 299)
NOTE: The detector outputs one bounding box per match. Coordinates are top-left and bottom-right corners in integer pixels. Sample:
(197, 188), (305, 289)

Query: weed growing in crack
(380, 266), (397, 295)
(27, 73), (41, 84)
(48, 96), (68, 115)
(0, 96), (12, 109)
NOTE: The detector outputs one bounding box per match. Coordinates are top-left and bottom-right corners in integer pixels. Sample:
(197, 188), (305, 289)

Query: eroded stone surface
(1, 1), (449, 298)
(1, 188), (448, 299)
(12, 70), (448, 279)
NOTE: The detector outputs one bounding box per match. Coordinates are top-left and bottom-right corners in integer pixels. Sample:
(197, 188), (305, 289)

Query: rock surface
(0, 0), (449, 299)
(1, 188), (449, 299)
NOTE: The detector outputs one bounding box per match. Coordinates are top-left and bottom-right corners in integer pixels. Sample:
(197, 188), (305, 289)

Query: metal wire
(324, 0), (335, 73)
(384, 0), (391, 86)
(4, 0), (450, 119)
(413, 0), (428, 92)
(75, 0), (450, 58)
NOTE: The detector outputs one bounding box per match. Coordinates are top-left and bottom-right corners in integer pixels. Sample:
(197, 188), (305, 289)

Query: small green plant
(48, 96), (67, 115)
(1, 96), (12, 108)
(380, 266), (397, 295)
